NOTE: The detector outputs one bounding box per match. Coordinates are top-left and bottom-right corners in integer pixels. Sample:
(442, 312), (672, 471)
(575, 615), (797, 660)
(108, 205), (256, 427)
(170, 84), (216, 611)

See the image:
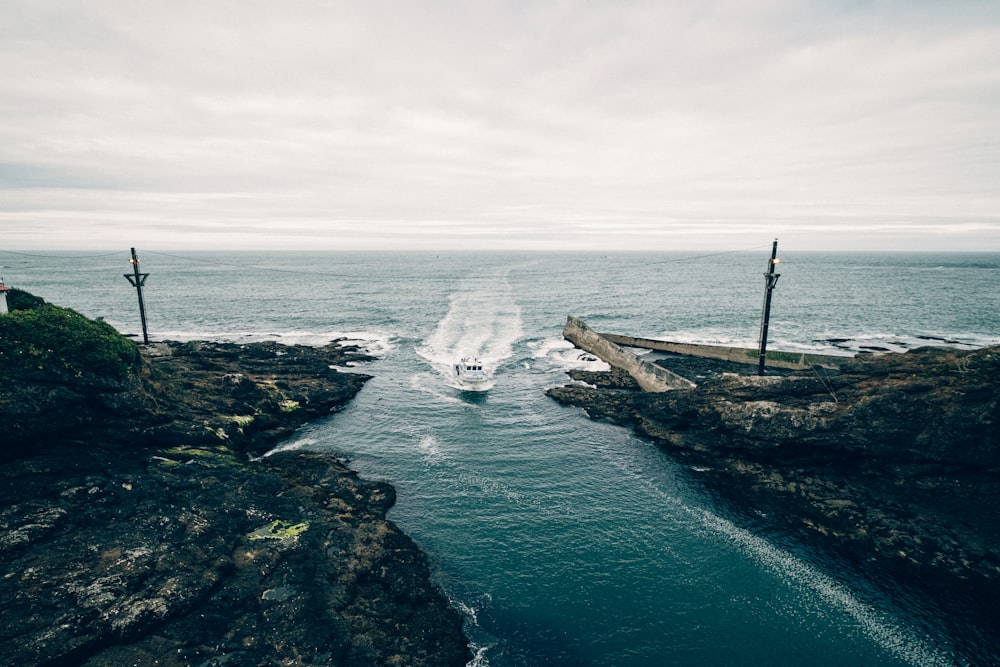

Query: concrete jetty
(562, 316), (849, 392)
(562, 317), (697, 392)
(598, 332), (846, 371)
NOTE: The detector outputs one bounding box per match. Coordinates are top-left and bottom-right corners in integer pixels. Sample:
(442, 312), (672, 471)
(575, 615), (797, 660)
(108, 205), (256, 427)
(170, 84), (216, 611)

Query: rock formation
(1, 295), (470, 666)
(562, 316), (695, 391)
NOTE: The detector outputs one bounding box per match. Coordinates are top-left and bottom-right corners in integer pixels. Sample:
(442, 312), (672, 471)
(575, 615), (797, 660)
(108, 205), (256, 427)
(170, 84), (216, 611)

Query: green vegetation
(278, 399), (301, 412)
(951, 348), (999, 383)
(767, 350), (806, 364)
(0, 290), (139, 381)
(742, 348), (804, 365)
(6, 288), (46, 312)
(248, 519), (311, 543)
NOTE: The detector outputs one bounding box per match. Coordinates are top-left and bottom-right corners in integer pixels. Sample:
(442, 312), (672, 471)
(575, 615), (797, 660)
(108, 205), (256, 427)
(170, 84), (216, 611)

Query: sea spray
(418, 269), (524, 389)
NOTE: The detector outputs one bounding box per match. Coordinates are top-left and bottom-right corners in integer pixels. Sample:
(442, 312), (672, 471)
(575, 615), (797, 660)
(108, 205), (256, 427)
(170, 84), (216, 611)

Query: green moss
(766, 350), (804, 364)
(226, 415), (256, 433)
(150, 455), (182, 467)
(0, 297), (139, 381)
(742, 348), (823, 366)
(954, 349), (999, 382)
(208, 426), (230, 440)
(162, 445), (240, 467)
(248, 519), (310, 542)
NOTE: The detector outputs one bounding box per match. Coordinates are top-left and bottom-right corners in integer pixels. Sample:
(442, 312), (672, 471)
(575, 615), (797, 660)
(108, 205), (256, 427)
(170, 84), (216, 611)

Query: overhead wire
(811, 364), (840, 403)
(2, 243), (779, 285)
(0, 249), (123, 260)
(135, 243), (774, 281)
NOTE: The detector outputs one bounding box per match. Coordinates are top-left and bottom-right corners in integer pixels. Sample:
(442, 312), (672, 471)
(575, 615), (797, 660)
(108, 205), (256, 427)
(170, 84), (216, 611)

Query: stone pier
(562, 316), (697, 392)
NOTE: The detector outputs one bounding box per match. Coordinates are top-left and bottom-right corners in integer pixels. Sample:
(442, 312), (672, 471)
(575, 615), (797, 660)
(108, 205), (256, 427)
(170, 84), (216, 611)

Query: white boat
(454, 357), (488, 388)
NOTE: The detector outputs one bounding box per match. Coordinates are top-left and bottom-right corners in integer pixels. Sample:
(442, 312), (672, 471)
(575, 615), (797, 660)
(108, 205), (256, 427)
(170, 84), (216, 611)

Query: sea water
(4, 249), (999, 665)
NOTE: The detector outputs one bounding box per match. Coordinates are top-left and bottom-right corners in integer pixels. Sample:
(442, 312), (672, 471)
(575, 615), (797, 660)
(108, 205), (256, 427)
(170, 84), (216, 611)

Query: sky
(1, 1), (999, 252)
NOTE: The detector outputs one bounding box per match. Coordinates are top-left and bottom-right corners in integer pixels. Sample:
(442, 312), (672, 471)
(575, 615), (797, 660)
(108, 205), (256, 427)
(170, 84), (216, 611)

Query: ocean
(3, 249), (999, 665)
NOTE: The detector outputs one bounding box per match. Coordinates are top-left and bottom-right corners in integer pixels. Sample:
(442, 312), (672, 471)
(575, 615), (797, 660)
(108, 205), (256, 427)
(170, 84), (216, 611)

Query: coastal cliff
(547, 344), (1000, 658)
(0, 291), (470, 666)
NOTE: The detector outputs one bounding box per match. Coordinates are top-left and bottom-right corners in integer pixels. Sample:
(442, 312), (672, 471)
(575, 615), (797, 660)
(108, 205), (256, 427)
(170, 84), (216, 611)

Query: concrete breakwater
(562, 315), (848, 391)
(562, 316), (697, 392)
(599, 331), (847, 371)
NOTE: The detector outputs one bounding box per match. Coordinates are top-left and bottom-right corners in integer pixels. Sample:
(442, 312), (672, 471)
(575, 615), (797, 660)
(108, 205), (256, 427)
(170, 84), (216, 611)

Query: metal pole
(124, 247), (150, 344)
(757, 239), (780, 376)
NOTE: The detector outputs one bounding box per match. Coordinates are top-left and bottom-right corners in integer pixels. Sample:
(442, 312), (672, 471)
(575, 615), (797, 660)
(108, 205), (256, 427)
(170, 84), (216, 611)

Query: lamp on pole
(757, 239), (780, 376)
(123, 247), (150, 344)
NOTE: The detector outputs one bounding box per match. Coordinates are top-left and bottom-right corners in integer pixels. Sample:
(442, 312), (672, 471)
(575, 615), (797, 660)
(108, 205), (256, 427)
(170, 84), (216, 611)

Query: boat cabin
(454, 357), (488, 386)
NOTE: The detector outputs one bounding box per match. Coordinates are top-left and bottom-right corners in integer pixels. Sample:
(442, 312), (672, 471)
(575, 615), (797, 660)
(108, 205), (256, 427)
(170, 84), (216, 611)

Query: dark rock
(567, 366), (641, 390)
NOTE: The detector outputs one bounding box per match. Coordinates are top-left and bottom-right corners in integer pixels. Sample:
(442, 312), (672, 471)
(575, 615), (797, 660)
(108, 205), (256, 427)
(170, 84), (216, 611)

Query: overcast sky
(2, 1), (999, 251)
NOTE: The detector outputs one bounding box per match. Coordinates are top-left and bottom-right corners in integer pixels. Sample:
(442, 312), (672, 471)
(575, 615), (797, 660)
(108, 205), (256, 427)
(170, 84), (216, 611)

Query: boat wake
(417, 271), (523, 391)
(597, 443), (957, 667)
(529, 337), (610, 373)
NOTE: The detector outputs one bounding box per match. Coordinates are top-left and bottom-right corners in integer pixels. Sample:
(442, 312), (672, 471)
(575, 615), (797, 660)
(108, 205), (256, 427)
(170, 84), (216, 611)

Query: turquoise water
(4, 249), (998, 665)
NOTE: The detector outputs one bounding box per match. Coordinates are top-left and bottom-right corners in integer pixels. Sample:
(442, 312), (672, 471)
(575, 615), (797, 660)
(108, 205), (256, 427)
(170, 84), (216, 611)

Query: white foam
(530, 337), (610, 372)
(262, 436), (318, 457)
(408, 372), (466, 404)
(417, 271), (524, 389)
(693, 510), (954, 666)
(633, 327), (997, 357)
(655, 329), (758, 349)
(530, 337), (576, 360)
(455, 593), (496, 667)
(338, 332), (396, 357)
(601, 446), (955, 666)
(465, 643), (491, 667)
(418, 434), (444, 463)
(150, 329), (394, 355)
(452, 595), (486, 627)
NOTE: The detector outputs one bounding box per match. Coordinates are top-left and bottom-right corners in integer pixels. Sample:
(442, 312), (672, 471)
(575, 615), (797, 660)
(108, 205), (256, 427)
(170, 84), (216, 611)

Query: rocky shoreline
(1, 338), (471, 666)
(547, 346), (1000, 661)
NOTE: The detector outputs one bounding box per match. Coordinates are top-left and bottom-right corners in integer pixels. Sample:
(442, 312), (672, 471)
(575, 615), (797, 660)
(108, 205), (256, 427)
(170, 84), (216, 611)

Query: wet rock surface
(548, 346), (1000, 660)
(1, 341), (470, 666)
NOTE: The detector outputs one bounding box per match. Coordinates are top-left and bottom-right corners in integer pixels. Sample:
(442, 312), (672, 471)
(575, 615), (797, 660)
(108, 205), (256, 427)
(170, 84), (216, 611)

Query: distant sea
(4, 249), (999, 665)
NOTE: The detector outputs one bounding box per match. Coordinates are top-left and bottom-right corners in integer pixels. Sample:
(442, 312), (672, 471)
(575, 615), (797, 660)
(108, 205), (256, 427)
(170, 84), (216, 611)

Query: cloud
(1, 0), (999, 250)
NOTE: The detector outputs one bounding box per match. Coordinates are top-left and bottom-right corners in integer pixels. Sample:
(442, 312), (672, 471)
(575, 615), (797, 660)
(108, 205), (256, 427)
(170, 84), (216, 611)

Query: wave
(148, 329), (395, 356)
(529, 337), (610, 373)
(418, 433), (445, 464)
(452, 592), (496, 667)
(802, 332), (998, 355)
(633, 329), (997, 357)
(262, 436), (319, 458)
(465, 643), (491, 667)
(407, 372), (468, 405)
